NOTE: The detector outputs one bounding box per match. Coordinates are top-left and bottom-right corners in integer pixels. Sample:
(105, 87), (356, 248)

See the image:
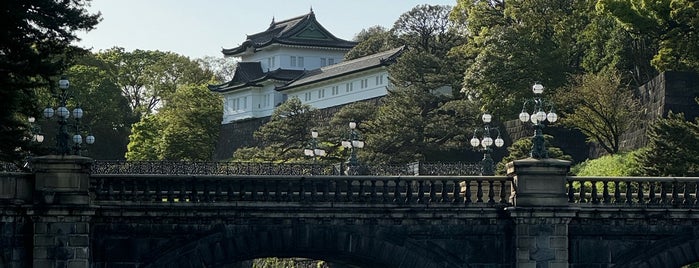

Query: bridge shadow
(138, 224), (468, 268)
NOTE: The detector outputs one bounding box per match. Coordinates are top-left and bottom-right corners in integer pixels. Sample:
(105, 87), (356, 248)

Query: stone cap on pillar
(31, 155), (93, 205)
(506, 158), (571, 207)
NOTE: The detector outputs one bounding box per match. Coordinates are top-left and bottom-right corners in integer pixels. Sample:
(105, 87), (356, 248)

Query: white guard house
(208, 10), (405, 124)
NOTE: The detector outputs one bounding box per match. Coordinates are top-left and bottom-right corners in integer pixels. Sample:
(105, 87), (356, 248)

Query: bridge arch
(142, 224), (465, 268)
(613, 236), (699, 268)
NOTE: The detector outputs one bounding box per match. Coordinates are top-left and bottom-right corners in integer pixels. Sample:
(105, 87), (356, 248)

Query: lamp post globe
(519, 82), (558, 159)
(471, 113), (504, 175)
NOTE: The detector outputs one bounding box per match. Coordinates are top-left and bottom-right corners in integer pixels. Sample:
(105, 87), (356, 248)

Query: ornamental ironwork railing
(90, 161), (483, 176)
(0, 162), (25, 173)
(567, 176), (699, 207)
(90, 174), (512, 206)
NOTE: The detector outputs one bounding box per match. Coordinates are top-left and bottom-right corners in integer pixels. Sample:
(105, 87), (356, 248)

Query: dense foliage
(571, 151), (642, 176)
(634, 112), (699, 176)
(231, 98), (319, 163)
(556, 71), (641, 154)
(0, 0), (100, 163)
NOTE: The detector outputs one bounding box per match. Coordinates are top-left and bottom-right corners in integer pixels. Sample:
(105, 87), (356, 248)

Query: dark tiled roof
(222, 11), (357, 56)
(208, 62), (305, 93)
(276, 46), (406, 91)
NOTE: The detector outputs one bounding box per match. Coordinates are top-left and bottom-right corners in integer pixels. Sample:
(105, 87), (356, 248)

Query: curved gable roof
(222, 11), (357, 56)
(208, 62), (305, 93)
(276, 46), (406, 91)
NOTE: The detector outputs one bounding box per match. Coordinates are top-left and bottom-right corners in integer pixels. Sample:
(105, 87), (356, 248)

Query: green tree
(598, 0), (699, 74)
(96, 48), (164, 116)
(0, 0), (100, 162)
(125, 84), (221, 161)
(158, 84), (221, 160)
(454, 0), (587, 116)
(323, 101), (379, 163)
(146, 52), (214, 104)
(634, 112), (699, 176)
(391, 4), (467, 91)
(571, 150), (642, 176)
(556, 71), (641, 154)
(125, 115), (163, 161)
(576, 2), (657, 85)
(64, 54), (136, 159)
(345, 26), (398, 60)
(232, 97), (318, 162)
(96, 48), (213, 117)
(197, 56), (238, 83)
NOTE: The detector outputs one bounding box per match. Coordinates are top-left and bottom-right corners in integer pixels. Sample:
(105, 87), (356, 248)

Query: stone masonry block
(550, 237), (567, 249)
(518, 249), (530, 261)
(517, 263), (536, 268)
(74, 223), (88, 234)
(75, 247), (88, 259)
(67, 259), (89, 268)
(556, 249), (568, 261)
(33, 260), (53, 268)
(518, 237), (535, 248)
(33, 247), (48, 259)
(69, 235), (90, 247)
(517, 224), (529, 235)
(549, 261), (569, 268)
(555, 224), (567, 236)
(34, 235), (55, 246)
(35, 222), (48, 234)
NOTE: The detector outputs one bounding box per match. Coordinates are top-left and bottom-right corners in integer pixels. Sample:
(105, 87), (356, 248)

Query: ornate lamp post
(470, 113), (505, 175)
(518, 82), (558, 159)
(28, 116), (45, 143)
(304, 129), (326, 163)
(341, 121), (365, 173)
(42, 76), (95, 155)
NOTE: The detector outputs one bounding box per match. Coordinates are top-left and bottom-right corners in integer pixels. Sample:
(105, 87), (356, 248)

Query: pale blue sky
(75, 0), (456, 59)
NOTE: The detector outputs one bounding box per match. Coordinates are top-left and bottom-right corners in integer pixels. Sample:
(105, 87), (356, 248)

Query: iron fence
(91, 160), (484, 176)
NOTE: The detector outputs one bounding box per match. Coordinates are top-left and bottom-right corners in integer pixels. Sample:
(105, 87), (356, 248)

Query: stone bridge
(2, 155), (699, 267)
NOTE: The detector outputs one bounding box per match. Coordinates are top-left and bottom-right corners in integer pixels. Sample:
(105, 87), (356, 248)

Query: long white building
(208, 10), (403, 124)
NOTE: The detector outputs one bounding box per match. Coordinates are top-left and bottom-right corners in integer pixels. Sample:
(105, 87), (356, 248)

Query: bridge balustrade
(91, 174), (512, 206)
(567, 176), (699, 206)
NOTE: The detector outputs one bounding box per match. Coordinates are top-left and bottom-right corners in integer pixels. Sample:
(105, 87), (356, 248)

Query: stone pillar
(507, 209), (577, 268)
(507, 158), (576, 268)
(30, 155), (93, 268)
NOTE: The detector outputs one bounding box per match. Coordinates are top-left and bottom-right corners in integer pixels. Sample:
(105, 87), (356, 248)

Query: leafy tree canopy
(231, 97), (319, 162)
(598, 0), (699, 73)
(0, 0), (100, 162)
(634, 112), (699, 176)
(571, 150), (642, 176)
(556, 71), (641, 154)
(125, 84), (221, 161)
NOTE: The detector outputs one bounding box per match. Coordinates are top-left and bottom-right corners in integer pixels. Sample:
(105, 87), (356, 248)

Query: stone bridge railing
(91, 174), (512, 205)
(567, 176), (699, 206)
